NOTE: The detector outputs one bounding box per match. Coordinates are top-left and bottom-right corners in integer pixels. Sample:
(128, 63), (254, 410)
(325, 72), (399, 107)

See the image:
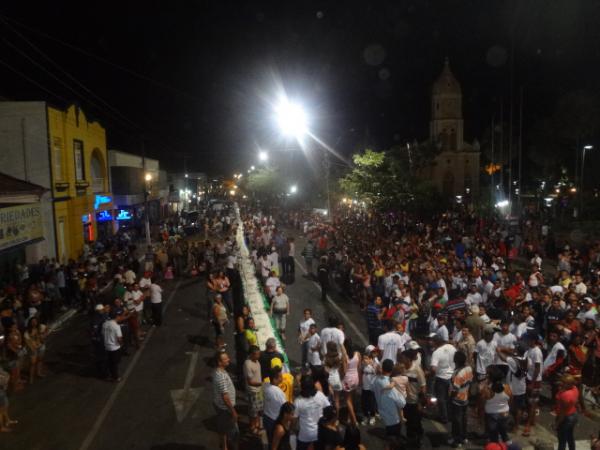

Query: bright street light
(144, 173), (152, 182)
(250, 165), (255, 171)
(259, 151), (268, 162)
(184, 173), (189, 178)
(584, 145), (593, 150)
(290, 184), (297, 194)
(275, 99), (308, 138)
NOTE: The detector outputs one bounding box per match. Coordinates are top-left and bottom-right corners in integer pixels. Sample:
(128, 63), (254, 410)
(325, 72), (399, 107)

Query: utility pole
(324, 151), (331, 222)
(507, 39), (515, 216)
(490, 114), (495, 208)
(141, 137), (151, 246)
(517, 86), (524, 214)
(499, 100), (504, 197)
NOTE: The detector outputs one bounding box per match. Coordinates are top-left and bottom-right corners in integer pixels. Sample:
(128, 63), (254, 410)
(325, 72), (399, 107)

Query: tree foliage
(245, 167), (286, 199)
(339, 144), (445, 212)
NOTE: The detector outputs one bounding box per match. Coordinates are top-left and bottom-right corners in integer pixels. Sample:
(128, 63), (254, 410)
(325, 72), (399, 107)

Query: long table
(234, 205), (289, 366)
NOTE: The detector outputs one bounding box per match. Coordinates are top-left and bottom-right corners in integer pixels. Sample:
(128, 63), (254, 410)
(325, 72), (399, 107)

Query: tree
(339, 145), (444, 212)
(245, 167), (286, 200)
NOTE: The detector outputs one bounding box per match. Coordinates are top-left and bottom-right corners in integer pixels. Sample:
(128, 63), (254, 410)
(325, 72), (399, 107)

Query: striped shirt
(213, 368), (236, 410)
(451, 366), (473, 406)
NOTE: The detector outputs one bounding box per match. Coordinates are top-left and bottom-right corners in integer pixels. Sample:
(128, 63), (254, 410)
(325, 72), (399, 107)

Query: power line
(0, 18), (140, 131)
(1, 37), (139, 132)
(0, 12), (197, 100)
(0, 55), (69, 104)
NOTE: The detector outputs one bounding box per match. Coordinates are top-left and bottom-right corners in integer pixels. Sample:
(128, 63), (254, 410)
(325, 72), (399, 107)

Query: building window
(53, 137), (63, 181)
(74, 139), (85, 181)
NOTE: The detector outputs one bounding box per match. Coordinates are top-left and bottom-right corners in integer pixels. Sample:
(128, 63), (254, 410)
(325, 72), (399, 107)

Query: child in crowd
(360, 346), (379, 425)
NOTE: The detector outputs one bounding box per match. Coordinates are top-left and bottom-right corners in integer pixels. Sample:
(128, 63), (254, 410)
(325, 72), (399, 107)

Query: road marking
(78, 279), (182, 450)
(170, 345), (202, 422)
(294, 257), (368, 345)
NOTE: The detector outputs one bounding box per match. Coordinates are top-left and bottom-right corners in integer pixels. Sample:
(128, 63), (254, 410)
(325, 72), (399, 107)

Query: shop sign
(96, 211), (112, 222)
(0, 203), (43, 251)
(94, 194), (112, 210)
(116, 209), (132, 221)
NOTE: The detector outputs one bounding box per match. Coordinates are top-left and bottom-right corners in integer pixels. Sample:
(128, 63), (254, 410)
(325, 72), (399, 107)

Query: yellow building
(48, 105), (113, 261)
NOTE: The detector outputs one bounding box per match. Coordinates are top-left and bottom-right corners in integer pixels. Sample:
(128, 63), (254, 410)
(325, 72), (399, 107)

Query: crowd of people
(211, 205), (600, 450)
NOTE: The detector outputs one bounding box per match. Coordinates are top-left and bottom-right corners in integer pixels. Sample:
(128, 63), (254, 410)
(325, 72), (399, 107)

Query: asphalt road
(2, 230), (599, 450)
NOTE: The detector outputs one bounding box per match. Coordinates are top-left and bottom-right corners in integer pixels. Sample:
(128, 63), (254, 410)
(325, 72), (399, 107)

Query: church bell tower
(430, 57), (464, 152)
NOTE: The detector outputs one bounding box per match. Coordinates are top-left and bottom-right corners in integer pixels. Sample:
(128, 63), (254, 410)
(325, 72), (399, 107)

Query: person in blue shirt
(366, 296), (385, 345)
(373, 359), (406, 450)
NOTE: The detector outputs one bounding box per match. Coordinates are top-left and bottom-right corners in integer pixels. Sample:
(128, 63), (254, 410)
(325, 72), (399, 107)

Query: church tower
(420, 58), (480, 198)
(430, 57), (464, 152)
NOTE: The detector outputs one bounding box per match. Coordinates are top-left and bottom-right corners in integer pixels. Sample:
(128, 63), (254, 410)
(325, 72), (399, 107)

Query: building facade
(422, 58), (481, 198)
(0, 173), (46, 281)
(0, 102), (114, 262)
(108, 150), (168, 232)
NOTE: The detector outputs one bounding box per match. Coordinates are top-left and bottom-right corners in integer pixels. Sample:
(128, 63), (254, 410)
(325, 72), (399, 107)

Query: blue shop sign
(116, 209), (133, 221)
(96, 210), (112, 222)
(94, 194), (112, 210)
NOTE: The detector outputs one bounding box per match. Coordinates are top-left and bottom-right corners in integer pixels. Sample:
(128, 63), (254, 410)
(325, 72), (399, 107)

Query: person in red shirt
(567, 333), (589, 416)
(555, 374), (579, 450)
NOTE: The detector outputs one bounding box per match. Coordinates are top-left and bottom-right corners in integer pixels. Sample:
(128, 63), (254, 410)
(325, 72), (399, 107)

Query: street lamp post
(144, 173), (152, 246)
(580, 145), (594, 216)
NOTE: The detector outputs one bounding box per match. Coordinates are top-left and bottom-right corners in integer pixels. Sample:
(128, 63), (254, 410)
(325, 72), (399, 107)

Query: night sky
(1, 1), (599, 175)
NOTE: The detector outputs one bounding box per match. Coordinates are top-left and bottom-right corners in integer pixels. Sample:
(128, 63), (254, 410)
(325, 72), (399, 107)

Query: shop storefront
(0, 203), (44, 284)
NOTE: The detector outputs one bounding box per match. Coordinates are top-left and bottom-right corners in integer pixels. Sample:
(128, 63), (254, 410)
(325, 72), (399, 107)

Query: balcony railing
(91, 178), (105, 193)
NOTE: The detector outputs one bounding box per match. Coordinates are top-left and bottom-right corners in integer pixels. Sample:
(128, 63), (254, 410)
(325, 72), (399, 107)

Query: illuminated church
(421, 58), (481, 197)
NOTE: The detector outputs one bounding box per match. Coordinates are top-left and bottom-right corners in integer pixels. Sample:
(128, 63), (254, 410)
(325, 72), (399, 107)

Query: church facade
(421, 58), (481, 198)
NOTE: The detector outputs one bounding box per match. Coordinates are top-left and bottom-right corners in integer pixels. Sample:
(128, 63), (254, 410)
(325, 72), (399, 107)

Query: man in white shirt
(493, 320), (517, 374)
(378, 322), (406, 364)
(430, 335), (456, 424)
(465, 284), (483, 306)
(102, 310), (123, 381)
(475, 327), (497, 382)
(262, 367), (286, 443)
(523, 333), (543, 435)
(298, 309), (316, 367)
(320, 316), (345, 355)
(433, 315), (449, 342)
(543, 329), (566, 400)
(307, 324), (322, 367)
(293, 378), (330, 445)
(265, 272), (281, 299)
(260, 254), (273, 280)
(149, 281), (163, 326)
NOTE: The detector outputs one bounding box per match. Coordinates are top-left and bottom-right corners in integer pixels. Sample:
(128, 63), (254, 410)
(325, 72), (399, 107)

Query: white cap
(407, 340), (421, 350)
(95, 304), (105, 311)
